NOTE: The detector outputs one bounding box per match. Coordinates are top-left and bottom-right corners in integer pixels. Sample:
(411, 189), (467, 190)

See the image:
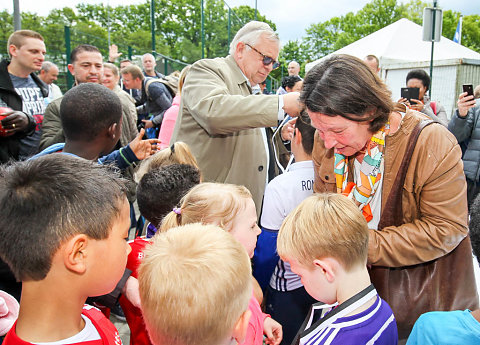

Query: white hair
(229, 21), (279, 55)
(289, 61), (300, 68)
(41, 61), (58, 72)
(142, 53), (155, 62)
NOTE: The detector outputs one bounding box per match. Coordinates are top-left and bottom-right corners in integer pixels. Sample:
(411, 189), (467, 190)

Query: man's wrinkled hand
(282, 92), (302, 117)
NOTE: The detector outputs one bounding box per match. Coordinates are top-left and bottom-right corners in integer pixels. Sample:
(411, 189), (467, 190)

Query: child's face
(285, 257), (336, 304)
(229, 198), (261, 258)
(90, 197), (131, 296)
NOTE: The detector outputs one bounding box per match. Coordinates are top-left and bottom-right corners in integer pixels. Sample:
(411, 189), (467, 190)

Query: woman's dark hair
(406, 69), (430, 91)
(300, 54), (394, 133)
(282, 75), (302, 91)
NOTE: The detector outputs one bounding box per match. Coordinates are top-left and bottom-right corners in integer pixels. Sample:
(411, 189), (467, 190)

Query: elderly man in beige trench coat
(171, 21), (301, 214)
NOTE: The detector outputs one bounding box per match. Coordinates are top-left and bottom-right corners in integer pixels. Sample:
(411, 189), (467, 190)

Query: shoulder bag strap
(378, 119), (435, 228)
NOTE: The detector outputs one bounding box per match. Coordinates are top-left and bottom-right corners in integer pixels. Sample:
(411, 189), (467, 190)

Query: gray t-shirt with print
(10, 73), (47, 159)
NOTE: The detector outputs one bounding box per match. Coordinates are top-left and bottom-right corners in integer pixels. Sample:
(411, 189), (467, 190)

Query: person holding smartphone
(448, 85), (480, 207)
(398, 69), (448, 126)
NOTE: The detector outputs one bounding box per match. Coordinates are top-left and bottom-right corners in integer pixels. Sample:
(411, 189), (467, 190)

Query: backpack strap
(144, 78), (158, 100)
(144, 77), (177, 100)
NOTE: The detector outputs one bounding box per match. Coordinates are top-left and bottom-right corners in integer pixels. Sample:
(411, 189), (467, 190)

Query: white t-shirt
(34, 314), (101, 345)
(261, 160), (315, 292)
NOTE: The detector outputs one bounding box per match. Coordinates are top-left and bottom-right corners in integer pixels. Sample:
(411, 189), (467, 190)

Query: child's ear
(232, 309), (251, 343)
(294, 128), (302, 145)
(110, 123), (118, 138)
(64, 234), (89, 274)
(313, 258), (337, 283)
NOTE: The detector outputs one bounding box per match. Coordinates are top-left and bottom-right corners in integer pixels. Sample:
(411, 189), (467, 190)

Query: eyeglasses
(245, 43), (280, 70)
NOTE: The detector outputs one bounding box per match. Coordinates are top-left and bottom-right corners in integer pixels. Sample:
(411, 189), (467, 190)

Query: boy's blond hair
(134, 141), (200, 182)
(139, 223), (252, 345)
(160, 182), (252, 232)
(277, 193), (369, 270)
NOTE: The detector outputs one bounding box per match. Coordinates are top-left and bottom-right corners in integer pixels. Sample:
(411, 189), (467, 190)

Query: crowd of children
(0, 106), (403, 345)
(0, 151), (401, 345)
(2, 89), (480, 345)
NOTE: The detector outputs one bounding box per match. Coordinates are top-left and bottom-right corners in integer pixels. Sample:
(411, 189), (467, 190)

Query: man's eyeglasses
(245, 43), (280, 70)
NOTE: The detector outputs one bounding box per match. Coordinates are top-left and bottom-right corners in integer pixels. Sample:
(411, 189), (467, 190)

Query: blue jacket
(33, 142), (139, 169)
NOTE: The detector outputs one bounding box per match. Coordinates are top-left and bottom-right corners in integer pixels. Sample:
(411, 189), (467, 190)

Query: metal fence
(1, 1), (281, 92)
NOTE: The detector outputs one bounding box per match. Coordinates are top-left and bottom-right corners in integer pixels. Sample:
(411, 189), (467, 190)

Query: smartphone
(463, 84), (474, 97)
(401, 87), (420, 103)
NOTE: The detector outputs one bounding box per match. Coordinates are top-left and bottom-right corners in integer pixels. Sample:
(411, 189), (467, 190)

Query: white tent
(305, 18), (480, 117)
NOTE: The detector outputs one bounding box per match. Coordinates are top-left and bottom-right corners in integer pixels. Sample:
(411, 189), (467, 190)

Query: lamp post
(13, 0), (21, 30)
(201, 0), (205, 59)
(151, 0), (156, 53)
(428, 0), (437, 98)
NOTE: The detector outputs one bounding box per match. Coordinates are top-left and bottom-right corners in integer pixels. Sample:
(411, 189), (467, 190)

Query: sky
(1, 0), (478, 44)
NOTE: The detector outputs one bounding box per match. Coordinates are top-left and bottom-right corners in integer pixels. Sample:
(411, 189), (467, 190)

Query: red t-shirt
(3, 305), (122, 345)
(119, 238), (152, 345)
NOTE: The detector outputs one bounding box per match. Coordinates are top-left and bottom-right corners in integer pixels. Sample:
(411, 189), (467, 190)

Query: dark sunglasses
(245, 43), (280, 70)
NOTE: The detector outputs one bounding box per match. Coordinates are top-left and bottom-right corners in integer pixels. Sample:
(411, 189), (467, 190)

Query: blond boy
(0, 154), (131, 345)
(277, 193), (398, 345)
(138, 223), (252, 345)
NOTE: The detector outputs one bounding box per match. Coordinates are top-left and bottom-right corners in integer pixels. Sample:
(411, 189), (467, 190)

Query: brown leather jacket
(312, 110), (468, 268)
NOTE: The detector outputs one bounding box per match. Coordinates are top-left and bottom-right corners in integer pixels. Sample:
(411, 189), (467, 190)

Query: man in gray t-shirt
(0, 30), (48, 163)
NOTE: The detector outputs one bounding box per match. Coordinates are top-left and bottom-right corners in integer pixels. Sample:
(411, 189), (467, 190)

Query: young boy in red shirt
(0, 154), (131, 345)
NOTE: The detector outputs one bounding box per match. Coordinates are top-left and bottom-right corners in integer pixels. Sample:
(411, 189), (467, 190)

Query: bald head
(364, 55), (380, 75)
(142, 53), (157, 76)
(287, 61), (300, 76)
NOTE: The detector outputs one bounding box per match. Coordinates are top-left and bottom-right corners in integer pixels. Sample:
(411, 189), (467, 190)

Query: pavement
(111, 315), (130, 344)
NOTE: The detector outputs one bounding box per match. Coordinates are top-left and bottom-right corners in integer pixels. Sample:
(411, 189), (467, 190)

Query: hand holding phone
(458, 85), (476, 117)
(463, 84), (474, 97)
(401, 87), (420, 104)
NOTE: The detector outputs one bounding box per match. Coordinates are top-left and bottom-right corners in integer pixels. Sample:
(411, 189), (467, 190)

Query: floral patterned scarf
(334, 123), (389, 222)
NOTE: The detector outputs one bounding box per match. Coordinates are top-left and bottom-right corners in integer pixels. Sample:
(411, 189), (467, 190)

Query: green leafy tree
(229, 5), (276, 32)
(461, 15), (480, 53)
(442, 10), (480, 53)
(398, 0), (429, 24)
(0, 11), (14, 57)
(304, 0), (405, 60)
(302, 0), (480, 62)
(68, 0), (277, 63)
